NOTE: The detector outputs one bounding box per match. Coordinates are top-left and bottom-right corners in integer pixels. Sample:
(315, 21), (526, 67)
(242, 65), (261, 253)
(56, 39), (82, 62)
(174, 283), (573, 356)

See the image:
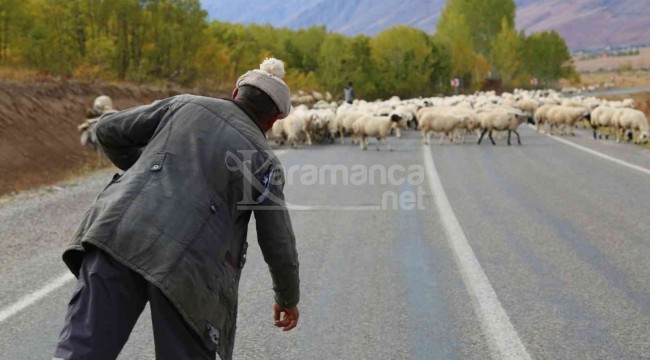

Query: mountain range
(200, 0), (650, 51)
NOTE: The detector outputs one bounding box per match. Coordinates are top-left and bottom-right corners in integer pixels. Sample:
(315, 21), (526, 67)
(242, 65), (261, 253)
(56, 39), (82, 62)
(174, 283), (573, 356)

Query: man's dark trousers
(53, 245), (216, 360)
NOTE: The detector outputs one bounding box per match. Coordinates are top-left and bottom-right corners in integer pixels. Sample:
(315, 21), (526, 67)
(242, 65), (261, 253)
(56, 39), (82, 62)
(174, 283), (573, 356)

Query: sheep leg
(422, 129), (429, 145)
(488, 130), (496, 145)
(478, 129), (488, 144)
(507, 131), (512, 146)
(513, 130), (521, 145)
(340, 128), (346, 145)
(438, 133), (446, 145)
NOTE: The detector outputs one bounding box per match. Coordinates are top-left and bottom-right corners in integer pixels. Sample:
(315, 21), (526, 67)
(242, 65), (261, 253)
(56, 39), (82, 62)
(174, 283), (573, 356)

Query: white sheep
(546, 105), (590, 136)
(612, 108), (650, 144)
(477, 108), (527, 145)
(515, 98), (539, 123)
(336, 111), (365, 144)
(311, 108), (337, 142)
(394, 104), (418, 129)
(352, 114), (403, 151)
(282, 109), (313, 148)
(387, 109), (409, 138)
(533, 104), (555, 132)
(290, 93), (315, 107)
(589, 106), (617, 140)
(268, 118), (287, 145)
(418, 109), (467, 145)
(452, 108), (481, 143)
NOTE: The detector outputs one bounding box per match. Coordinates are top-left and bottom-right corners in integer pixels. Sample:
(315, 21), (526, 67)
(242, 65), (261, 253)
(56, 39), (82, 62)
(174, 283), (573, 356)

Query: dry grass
(574, 48), (650, 73)
(575, 71), (650, 88)
(563, 47), (650, 89)
(0, 66), (50, 82)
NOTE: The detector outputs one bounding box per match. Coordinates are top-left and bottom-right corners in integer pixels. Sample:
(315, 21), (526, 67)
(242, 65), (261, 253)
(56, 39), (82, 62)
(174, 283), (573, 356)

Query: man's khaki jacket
(62, 95), (299, 359)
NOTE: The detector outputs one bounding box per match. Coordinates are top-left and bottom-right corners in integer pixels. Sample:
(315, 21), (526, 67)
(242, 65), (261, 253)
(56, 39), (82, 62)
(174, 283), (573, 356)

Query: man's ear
(232, 88), (238, 99)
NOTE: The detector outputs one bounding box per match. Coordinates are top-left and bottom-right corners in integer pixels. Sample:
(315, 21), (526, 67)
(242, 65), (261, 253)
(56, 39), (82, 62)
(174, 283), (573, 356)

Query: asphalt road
(0, 127), (649, 359)
(580, 86), (650, 97)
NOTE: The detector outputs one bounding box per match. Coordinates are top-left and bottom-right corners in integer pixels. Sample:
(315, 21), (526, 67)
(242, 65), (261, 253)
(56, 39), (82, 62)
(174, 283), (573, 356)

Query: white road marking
(0, 272), (74, 324)
(528, 124), (650, 176)
(0, 148), (286, 325)
(287, 204), (381, 211)
(422, 146), (532, 360)
(0, 149), (289, 326)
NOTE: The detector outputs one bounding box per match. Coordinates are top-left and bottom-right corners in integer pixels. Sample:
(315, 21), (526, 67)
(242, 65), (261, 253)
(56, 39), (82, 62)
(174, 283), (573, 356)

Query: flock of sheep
(269, 89), (650, 150)
(78, 90), (649, 157)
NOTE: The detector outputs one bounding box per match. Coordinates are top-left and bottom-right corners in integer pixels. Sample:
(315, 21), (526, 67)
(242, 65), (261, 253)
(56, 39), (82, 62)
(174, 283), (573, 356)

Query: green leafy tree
(490, 18), (521, 87)
(0, 0), (575, 97)
(317, 33), (353, 94)
(0, 0), (28, 62)
(370, 26), (438, 98)
(521, 30), (576, 86)
(283, 26), (326, 73)
(428, 37), (453, 94)
(442, 0), (515, 57)
(435, 8), (477, 88)
(435, 8), (476, 86)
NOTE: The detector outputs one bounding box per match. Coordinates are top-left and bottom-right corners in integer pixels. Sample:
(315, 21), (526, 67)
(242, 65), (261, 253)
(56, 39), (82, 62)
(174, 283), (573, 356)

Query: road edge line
(0, 272), (74, 324)
(422, 146), (531, 360)
(527, 124), (650, 176)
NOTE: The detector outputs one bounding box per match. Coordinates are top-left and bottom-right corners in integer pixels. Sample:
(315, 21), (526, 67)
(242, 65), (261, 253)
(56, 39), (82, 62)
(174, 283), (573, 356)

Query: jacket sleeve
(95, 97), (176, 170)
(253, 165), (300, 309)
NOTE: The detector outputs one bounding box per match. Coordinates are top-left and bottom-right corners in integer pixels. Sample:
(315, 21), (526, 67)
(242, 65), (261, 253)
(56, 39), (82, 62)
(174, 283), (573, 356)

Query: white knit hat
(236, 58), (291, 119)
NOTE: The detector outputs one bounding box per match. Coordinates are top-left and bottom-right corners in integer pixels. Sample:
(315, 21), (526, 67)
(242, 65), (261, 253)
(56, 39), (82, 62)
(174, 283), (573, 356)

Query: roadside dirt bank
(0, 80), (222, 196)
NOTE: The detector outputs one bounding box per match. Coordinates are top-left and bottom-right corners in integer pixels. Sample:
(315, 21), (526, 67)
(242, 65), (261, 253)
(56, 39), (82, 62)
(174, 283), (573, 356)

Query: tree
(441, 0), (515, 57)
(0, 0), (27, 62)
(490, 18), (521, 87)
(317, 33), (353, 94)
(521, 30), (576, 86)
(283, 26), (326, 73)
(429, 37), (452, 94)
(435, 8), (475, 80)
(370, 26), (439, 97)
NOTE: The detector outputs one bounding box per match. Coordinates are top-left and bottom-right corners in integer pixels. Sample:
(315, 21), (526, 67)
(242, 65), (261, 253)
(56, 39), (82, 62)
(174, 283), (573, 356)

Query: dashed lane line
(422, 146), (532, 360)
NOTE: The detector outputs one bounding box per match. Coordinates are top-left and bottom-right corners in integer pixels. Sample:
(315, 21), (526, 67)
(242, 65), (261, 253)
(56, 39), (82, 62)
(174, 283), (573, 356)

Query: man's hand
(273, 303), (299, 331)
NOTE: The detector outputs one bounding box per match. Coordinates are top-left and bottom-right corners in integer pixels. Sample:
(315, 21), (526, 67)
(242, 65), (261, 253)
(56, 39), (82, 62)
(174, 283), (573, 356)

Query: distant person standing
(344, 81), (355, 104)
